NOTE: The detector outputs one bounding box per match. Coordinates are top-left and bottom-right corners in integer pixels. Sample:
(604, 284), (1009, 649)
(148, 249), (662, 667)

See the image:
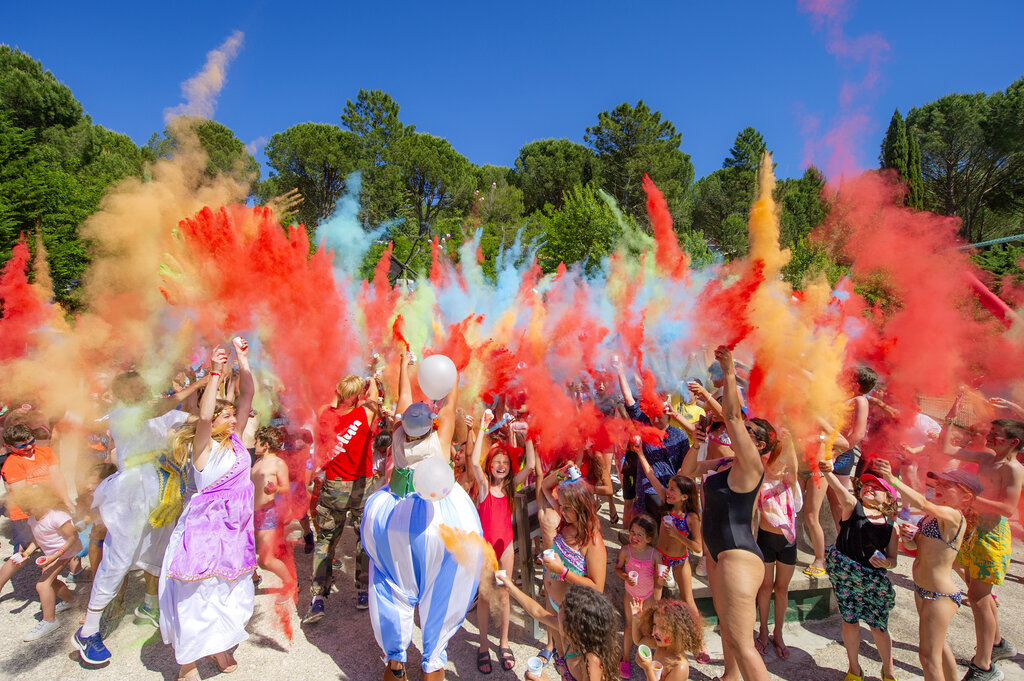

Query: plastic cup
(527, 656), (544, 674)
(652, 660), (664, 680)
(9, 553), (25, 564)
(637, 644), (652, 659)
(35, 556), (47, 566)
(494, 569), (507, 586)
(542, 549), (556, 562)
(628, 570), (639, 585)
(657, 564), (669, 578)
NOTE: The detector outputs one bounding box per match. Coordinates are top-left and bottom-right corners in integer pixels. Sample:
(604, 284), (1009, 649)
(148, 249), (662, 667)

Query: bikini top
(917, 514), (964, 550)
(553, 532), (587, 576)
(666, 511), (691, 537)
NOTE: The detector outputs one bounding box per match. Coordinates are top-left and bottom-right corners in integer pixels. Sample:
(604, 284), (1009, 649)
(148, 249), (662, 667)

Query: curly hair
(255, 425), (284, 451)
(556, 479), (600, 547)
(852, 477), (898, 518)
(561, 586), (620, 681)
(638, 599), (705, 658)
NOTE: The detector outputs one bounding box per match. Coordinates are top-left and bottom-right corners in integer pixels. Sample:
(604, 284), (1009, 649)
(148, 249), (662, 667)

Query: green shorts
(957, 516), (1010, 585)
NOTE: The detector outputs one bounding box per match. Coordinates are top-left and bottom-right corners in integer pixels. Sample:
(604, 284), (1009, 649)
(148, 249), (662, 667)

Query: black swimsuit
(703, 468), (764, 561)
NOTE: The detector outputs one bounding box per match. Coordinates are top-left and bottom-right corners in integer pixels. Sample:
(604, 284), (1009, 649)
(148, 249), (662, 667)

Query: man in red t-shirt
(302, 374), (380, 624)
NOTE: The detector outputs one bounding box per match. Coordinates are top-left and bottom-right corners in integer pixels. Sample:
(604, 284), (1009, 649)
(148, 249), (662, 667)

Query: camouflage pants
(310, 476), (373, 597)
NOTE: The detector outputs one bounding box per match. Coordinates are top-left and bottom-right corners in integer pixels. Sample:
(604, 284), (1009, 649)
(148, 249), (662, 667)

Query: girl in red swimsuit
(469, 410), (535, 674)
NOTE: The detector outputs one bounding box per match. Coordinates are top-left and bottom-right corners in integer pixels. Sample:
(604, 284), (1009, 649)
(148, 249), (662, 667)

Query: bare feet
(770, 633), (789, 659)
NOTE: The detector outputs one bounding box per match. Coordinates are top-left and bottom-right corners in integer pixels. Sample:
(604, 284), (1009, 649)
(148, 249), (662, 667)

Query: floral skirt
(825, 545), (895, 631)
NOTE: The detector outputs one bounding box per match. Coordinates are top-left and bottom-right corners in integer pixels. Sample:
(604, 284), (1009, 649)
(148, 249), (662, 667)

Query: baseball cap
(927, 469), (984, 496)
(859, 473), (897, 500)
(400, 402), (433, 438)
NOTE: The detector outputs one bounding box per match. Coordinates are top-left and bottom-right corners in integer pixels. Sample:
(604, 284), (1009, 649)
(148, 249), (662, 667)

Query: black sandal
(477, 648), (492, 674)
(499, 647), (515, 671)
(386, 661), (406, 679)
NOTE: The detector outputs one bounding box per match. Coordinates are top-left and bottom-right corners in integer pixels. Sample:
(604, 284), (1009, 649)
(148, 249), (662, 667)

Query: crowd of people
(1, 339), (1023, 681)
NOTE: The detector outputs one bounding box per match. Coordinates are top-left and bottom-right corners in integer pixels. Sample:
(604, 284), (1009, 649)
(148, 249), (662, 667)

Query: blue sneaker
(73, 627), (111, 665)
(302, 597), (325, 624)
(356, 591), (369, 611)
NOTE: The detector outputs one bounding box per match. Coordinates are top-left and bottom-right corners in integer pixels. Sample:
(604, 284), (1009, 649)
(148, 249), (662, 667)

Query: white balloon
(417, 354), (457, 401)
(413, 456), (455, 501)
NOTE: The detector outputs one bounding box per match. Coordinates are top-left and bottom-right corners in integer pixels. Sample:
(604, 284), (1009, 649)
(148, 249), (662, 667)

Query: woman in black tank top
(683, 346), (774, 681)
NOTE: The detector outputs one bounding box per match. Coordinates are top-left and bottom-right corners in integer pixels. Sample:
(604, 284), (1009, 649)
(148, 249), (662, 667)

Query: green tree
(723, 127), (768, 171)
(392, 132), (473, 237)
(907, 81), (1024, 242)
(259, 122), (362, 230)
(879, 109), (909, 179)
(340, 89), (413, 225)
(776, 166), (827, 249)
(145, 118), (258, 184)
(513, 139), (597, 213)
(534, 183), (621, 273)
(906, 130), (924, 210)
(0, 46), (82, 130)
(584, 100), (693, 220)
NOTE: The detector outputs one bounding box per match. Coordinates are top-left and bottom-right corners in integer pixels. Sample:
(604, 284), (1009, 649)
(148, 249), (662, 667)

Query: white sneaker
(55, 599), (75, 614)
(24, 619), (60, 641)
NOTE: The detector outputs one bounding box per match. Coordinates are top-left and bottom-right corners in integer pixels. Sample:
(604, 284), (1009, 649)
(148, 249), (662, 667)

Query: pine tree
(880, 109), (909, 179)
(906, 130), (924, 210)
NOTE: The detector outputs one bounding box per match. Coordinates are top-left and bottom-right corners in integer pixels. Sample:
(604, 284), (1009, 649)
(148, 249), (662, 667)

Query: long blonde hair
(168, 399), (235, 468)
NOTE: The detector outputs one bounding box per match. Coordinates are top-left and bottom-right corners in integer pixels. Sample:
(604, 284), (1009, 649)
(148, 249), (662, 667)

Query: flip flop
(754, 635), (770, 656)
(477, 648), (492, 674)
(769, 634), (789, 659)
(499, 647), (515, 671)
(213, 652), (237, 673)
(695, 651), (712, 664)
(802, 565), (827, 577)
(537, 648), (554, 666)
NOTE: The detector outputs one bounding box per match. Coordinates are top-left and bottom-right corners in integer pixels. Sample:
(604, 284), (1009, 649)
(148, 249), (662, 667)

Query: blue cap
(927, 469), (984, 496)
(400, 402), (433, 438)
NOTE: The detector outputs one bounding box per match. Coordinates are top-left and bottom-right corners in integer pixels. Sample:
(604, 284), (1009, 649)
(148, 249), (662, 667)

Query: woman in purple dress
(159, 338), (256, 681)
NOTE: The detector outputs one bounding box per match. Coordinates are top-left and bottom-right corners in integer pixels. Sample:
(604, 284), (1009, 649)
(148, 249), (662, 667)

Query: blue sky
(4, 1), (1023, 183)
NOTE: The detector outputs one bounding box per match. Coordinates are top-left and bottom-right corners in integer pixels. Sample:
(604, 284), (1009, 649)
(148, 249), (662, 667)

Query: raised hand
(629, 595), (644, 618)
(211, 346), (229, 373)
(480, 409), (495, 431)
(714, 345), (734, 373)
(232, 336), (249, 359)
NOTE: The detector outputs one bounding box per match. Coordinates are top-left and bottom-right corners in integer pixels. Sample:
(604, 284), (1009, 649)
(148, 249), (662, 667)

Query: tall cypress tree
(906, 130), (924, 210)
(880, 109), (909, 179)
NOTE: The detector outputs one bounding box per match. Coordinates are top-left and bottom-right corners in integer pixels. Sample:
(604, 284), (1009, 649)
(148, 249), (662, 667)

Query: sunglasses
(7, 439), (35, 450)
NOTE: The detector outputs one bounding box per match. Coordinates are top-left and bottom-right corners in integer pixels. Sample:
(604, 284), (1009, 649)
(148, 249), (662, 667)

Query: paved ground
(1, 514), (1023, 681)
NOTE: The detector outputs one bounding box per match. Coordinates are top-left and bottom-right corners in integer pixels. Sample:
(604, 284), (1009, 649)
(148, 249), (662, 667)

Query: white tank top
(391, 425), (444, 470)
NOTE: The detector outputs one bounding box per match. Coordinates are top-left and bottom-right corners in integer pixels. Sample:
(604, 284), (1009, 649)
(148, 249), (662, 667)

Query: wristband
(210, 371), (222, 377)
(58, 548), (65, 556)
(560, 567), (569, 581)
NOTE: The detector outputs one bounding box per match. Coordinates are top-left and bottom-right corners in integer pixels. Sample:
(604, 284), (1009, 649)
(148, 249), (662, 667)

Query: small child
(250, 426), (293, 598)
(615, 514), (663, 678)
(11, 484), (82, 641)
(634, 459), (710, 665)
(631, 597), (705, 681)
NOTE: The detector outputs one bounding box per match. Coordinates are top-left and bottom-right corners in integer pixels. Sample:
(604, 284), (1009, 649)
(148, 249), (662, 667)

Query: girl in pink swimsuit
(469, 410), (535, 674)
(615, 514), (662, 678)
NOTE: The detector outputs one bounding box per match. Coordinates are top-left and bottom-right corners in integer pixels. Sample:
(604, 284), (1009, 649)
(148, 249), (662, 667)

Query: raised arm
(818, 459), (857, 520)
(435, 368), (459, 454)
(689, 381), (723, 421)
(612, 355), (636, 407)
(469, 410), (493, 505)
(193, 346), (228, 471)
(874, 459), (962, 526)
(939, 393), (963, 456)
(635, 446), (668, 502)
(231, 337), (254, 438)
(716, 346), (763, 487)
(514, 436), (536, 487)
(149, 374), (211, 418)
(395, 352), (414, 414)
